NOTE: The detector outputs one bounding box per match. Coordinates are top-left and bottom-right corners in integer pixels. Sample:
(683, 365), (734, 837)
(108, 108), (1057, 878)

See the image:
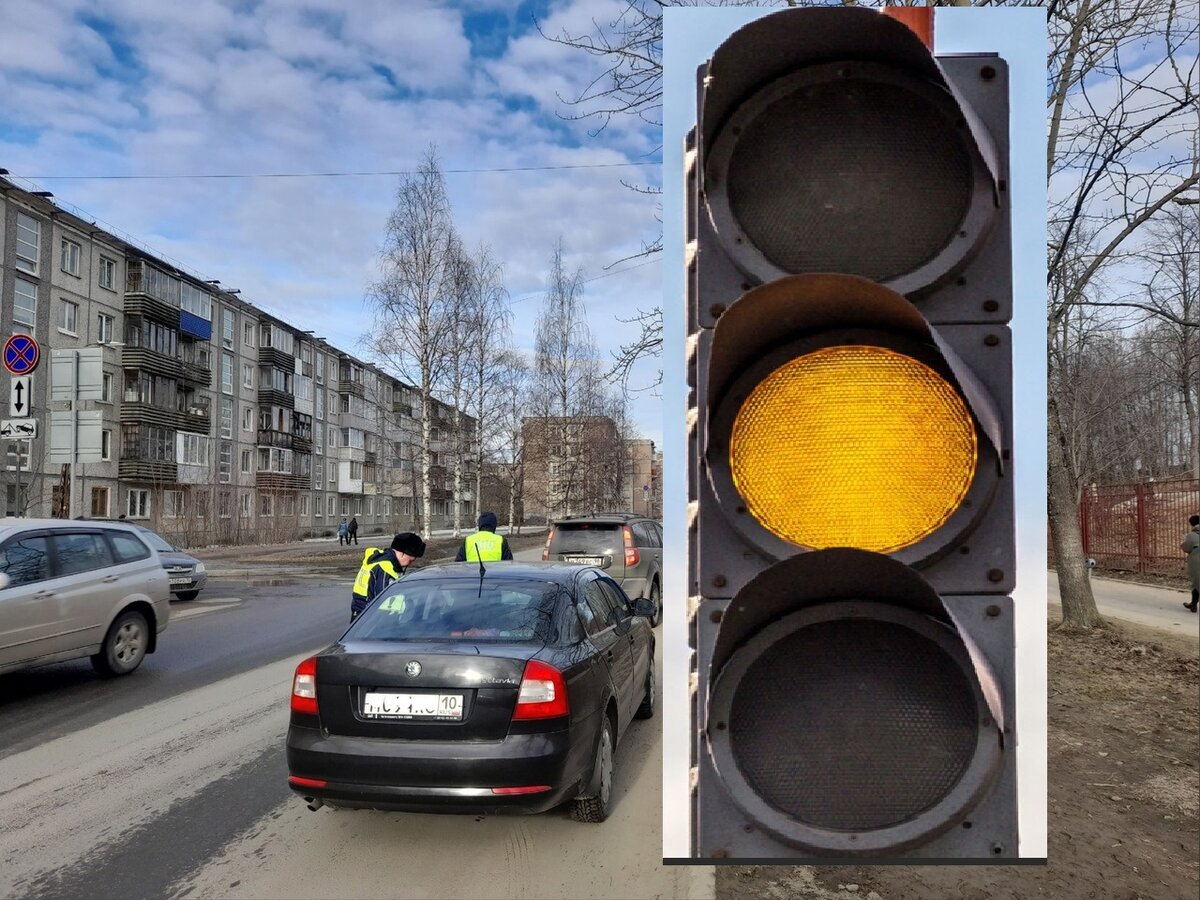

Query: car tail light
(491, 785), (552, 795)
(512, 659), (568, 720)
(289, 775), (327, 789)
(542, 529), (553, 561)
(291, 656), (319, 716)
(623, 525), (640, 568)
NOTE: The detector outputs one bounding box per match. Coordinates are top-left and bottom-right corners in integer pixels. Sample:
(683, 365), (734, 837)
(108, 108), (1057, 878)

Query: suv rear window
(351, 578), (560, 643)
(549, 522), (621, 556)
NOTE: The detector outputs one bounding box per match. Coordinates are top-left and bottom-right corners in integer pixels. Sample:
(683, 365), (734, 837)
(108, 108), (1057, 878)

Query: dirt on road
(717, 618), (1200, 900)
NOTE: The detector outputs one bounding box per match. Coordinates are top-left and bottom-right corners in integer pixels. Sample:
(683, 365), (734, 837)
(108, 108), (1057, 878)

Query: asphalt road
(0, 568), (711, 900)
(1048, 571), (1199, 638)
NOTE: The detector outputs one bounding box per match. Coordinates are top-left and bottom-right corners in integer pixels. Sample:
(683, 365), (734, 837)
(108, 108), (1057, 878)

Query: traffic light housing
(686, 7), (1017, 859)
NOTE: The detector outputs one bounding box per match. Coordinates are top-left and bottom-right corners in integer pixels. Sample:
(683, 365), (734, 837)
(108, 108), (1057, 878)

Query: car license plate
(564, 556), (605, 566)
(169, 577), (191, 586)
(362, 692), (463, 720)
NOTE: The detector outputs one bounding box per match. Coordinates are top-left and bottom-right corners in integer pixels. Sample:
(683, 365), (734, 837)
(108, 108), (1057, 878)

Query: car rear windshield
(548, 522), (621, 556)
(350, 578), (561, 643)
(136, 528), (175, 553)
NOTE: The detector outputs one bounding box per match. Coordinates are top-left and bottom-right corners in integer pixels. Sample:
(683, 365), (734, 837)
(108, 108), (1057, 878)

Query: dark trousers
(349, 532), (358, 544)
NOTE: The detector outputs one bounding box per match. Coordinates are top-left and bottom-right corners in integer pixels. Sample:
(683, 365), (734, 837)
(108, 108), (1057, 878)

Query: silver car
(0, 518), (171, 678)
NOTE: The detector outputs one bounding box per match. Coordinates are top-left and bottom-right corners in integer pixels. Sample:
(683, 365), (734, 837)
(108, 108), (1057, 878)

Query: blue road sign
(3, 335), (40, 375)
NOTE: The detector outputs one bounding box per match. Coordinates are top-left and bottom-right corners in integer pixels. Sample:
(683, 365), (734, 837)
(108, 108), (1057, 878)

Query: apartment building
(1, 177), (475, 543)
(521, 415), (626, 521)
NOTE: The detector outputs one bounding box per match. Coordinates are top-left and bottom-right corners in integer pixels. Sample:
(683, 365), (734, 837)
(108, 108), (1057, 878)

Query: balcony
(123, 293), (180, 327)
(257, 387), (294, 409)
(179, 358), (212, 387)
(118, 459), (177, 483)
(120, 402), (187, 431)
(122, 346), (182, 380)
(255, 471), (308, 491)
(258, 428), (298, 450)
(338, 379), (365, 398)
(364, 450), (378, 466)
(259, 345), (294, 372)
(393, 399), (414, 417)
(178, 406), (211, 434)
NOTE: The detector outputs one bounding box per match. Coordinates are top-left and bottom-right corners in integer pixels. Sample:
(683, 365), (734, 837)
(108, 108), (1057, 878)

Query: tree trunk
(452, 404), (463, 537)
(421, 391), (433, 539)
(1049, 392), (1105, 630)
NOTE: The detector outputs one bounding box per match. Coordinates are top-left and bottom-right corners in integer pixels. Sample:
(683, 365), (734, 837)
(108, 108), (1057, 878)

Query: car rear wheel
(174, 590), (199, 601)
(91, 610), (149, 677)
(573, 716), (615, 823)
(649, 581), (661, 627)
(635, 656), (656, 719)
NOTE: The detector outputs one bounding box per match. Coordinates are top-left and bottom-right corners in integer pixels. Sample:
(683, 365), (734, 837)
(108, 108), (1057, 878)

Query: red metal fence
(1079, 479), (1199, 575)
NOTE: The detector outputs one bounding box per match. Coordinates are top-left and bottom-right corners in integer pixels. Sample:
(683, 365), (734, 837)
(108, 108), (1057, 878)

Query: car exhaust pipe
(304, 796), (324, 811)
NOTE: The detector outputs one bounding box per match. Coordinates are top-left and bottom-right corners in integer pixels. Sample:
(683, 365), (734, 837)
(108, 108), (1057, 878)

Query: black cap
(391, 532), (426, 557)
(478, 511), (498, 531)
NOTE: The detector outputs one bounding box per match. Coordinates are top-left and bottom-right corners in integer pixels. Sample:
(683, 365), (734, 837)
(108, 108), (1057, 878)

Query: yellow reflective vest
(351, 547), (401, 617)
(463, 530), (505, 561)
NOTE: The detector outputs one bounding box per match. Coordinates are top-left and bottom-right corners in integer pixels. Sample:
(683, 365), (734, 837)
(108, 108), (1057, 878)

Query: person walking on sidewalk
(337, 517), (349, 546)
(1183, 513), (1199, 613)
(348, 516), (359, 545)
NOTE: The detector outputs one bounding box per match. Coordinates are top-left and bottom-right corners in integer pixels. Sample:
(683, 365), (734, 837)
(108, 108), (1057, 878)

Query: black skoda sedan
(286, 562), (655, 822)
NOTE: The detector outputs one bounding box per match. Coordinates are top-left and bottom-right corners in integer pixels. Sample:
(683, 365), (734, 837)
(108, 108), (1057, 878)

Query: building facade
(521, 415), (625, 521)
(1, 178), (475, 543)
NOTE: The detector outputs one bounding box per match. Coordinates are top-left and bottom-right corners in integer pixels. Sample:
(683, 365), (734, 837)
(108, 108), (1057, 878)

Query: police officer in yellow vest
(350, 532), (426, 621)
(455, 512), (513, 562)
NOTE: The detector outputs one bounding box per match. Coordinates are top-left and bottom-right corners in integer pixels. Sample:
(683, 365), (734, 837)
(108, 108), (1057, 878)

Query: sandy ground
(716, 615), (1200, 900)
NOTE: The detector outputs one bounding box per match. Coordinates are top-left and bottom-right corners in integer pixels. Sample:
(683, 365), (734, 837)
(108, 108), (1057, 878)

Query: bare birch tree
(366, 148), (459, 539)
(464, 246), (514, 525)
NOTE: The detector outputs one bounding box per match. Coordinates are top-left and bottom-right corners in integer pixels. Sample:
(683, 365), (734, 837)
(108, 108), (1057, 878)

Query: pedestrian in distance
(337, 517), (349, 546)
(455, 511), (513, 562)
(1183, 513), (1199, 613)
(348, 516), (359, 545)
(350, 532), (426, 621)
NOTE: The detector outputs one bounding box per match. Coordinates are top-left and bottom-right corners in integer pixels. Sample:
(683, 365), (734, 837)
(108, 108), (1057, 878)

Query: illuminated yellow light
(730, 346), (977, 552)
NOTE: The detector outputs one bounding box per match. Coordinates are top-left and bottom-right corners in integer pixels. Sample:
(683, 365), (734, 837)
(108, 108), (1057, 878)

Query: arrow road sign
(3, 335), (40, 375)
(0, 418), (38, 439)
(9, 376), (32, 418)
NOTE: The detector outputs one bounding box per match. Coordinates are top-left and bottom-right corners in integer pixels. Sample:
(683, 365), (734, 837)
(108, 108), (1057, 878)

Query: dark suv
(543, 514), (663, 626)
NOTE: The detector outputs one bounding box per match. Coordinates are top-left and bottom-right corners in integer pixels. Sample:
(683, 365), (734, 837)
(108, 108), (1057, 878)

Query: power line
(21, 161), (662, 181)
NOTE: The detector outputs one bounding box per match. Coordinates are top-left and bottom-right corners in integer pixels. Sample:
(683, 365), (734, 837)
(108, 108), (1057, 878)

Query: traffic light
(686, 6), (1017, 859)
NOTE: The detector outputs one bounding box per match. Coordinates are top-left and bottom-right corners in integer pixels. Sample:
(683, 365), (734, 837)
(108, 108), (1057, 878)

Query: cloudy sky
(0, 0), (664, 442)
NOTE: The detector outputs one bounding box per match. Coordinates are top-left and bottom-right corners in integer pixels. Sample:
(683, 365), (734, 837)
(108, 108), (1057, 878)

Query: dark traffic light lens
(716, 71), (974, 283)
(725, 617), (977, 831)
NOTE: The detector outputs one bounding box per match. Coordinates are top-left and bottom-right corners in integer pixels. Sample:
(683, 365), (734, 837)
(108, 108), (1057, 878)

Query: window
(101, 372), (113, 403)
(315, 388), (324, 420)
(260, 494), (274, 517)
(0, 534), (51, 586)
(108, 531), (150, 563)
(222, 308), (234, 349)
(99, 256), (116, 291)
(91, 487), (110, 517)
(163, 490), (185, 518)
(314, 422), (324, 451)
(315, 352), (324, 384)
(341, 498), (349, 517)
(350, 460), (363, 480)
(242, 406), (253, 432)
(221, 352), (234, 394)
(97, 313), (114, 343)
(242, 363), (254, 389)
(327, 496), (336, 517)
(218, 492), (232, 519)
(59, 300), (79, 335)
(329, 461), (336, 484)
(195, 492), (209, 519)
(101, 429), (112, 461)
(240, 449), (251, 473)
(178, 432), (209, 466)
(60, 238), (81, 276)
(181, 283), (211, 320)
(243, 322), (255, 347)
(240, 492), (252, 517)
(15, 213), (39, 275)
(13, 278), (37, 333)
(219, 441), (232, 483)
(314, 460), (323, 486)
(127, 490), (150, 518)
(220, 397), (233, 439)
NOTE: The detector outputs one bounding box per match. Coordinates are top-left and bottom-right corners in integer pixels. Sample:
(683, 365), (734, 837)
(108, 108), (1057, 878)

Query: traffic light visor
(729, 345), (977, 552)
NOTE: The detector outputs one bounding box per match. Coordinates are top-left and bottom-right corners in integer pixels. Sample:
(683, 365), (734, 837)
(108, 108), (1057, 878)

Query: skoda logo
(405, 661), (421, 678)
